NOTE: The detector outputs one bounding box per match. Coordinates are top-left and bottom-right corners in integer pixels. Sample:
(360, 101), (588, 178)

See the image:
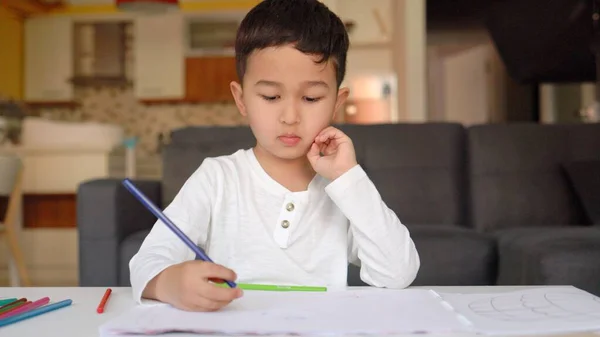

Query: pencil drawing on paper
(467, 290), (600, 322)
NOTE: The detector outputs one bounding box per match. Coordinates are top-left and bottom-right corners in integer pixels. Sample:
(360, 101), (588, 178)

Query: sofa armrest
(77, 179), (161, 286)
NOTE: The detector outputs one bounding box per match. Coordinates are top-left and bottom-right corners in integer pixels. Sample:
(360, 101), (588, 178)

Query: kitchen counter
(0, 144), (115, 194)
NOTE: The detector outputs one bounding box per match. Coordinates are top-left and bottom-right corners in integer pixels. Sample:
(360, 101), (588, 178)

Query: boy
(129, 0), (420, 312)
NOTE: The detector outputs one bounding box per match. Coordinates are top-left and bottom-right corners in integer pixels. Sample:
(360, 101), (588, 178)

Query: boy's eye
(304, 96), (322, 103)
(260, 95), (279, 101)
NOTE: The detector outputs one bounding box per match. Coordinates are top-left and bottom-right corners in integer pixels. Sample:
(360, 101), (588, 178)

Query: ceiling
(2, 0), (66, 16)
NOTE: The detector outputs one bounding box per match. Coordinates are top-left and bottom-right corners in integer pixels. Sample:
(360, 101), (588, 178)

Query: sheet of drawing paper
(99, 288), (469, 336)
(439, 286), (600, 335)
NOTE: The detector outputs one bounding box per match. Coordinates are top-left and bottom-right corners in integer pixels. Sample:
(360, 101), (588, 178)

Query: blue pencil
(122, 178), (237, 288)
(0, 299), (72, 327)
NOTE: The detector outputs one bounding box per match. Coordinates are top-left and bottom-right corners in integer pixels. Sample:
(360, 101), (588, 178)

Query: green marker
(0, 298), (17, 306)
(214, 283), (327, 292)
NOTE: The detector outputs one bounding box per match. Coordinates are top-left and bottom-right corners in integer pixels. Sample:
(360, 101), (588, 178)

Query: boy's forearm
(141, 272), (161, 300)
(130, 252), (179, 304)
(141, 265), (174, 302)
(325, 165), (420, 288)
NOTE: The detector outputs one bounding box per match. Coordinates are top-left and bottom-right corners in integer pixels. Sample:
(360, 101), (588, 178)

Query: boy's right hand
(148, 260), (243, 312)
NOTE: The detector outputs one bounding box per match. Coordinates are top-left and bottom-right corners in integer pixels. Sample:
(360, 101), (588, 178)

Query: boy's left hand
(307, 126), (358, 181)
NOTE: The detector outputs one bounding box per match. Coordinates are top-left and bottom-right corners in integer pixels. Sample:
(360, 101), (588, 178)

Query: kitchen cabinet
(321, 0), (392, 46)
(24, 16), (74, 102)
(185, 56), (237, 103)
(134, 13), (184, 101)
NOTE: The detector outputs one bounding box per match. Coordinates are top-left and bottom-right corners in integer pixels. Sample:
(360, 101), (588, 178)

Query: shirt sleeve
(324, 164), (420, 288)
(128, 159), (218, 304)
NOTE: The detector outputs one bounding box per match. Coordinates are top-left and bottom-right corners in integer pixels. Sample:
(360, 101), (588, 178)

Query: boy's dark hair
(235, 0), (349, 87)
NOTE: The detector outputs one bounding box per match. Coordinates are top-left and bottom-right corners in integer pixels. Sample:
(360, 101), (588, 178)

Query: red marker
(96, 288), (112, 314)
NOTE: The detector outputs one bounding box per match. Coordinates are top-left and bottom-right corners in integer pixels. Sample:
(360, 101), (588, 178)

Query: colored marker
(0, 301), (30, 317)
(0, 297), (50, 320)
(0, 299), (73, 328)
(97, 288), (112, 314)
(215, 283), (327, 292)
(0, 299), (17, 306)
(122, 178), (236, 288)
(0, 298), (27, 314)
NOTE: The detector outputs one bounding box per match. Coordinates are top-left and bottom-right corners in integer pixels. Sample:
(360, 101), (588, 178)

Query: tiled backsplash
(33, 86), (246, 155)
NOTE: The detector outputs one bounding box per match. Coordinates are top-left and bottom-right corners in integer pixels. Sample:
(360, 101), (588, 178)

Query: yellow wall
(0, 7), (23, 99)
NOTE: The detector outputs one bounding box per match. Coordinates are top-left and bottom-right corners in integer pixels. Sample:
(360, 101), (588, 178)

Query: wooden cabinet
(22, 194), (76, 228)
(185, 57), (237, 103)
(24, 16), (74, 102)
(134, 13), (238, 103)
(134, 13), (184, 101)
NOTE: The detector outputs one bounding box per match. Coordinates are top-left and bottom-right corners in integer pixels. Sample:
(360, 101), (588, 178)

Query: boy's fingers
(316, 126), (344, 142)
(307, 142), (321, 161)
(201, 283), (243, 302)
(208, 277), (225, 284)
(190, 296), (231, 312)
(201, 263), (237, 282)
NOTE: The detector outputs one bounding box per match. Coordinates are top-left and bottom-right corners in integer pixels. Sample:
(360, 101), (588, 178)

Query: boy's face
(230, 44), (349, 161)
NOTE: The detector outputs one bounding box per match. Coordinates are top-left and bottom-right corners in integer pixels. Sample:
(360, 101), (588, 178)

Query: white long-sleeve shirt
(129, 148), (420, 303)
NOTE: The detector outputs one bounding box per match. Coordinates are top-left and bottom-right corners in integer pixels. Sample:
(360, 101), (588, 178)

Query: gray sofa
(77, 122), (600, 295)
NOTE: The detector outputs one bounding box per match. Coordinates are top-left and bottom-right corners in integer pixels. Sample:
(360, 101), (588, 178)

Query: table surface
(0, 285), (597, 337)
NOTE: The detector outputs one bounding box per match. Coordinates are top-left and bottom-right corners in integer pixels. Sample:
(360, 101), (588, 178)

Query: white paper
(439, 286), (600, 335)
(99, 288), (469, 336)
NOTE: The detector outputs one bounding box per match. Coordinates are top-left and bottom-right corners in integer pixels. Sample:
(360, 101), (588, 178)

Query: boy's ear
(230, 81), (247, 116)
(333, 86), (350, 120)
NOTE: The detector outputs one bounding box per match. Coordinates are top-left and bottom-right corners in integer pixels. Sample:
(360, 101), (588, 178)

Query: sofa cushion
(119, 230), (150, 286)
(169, 125), (255, 145)
(537, 240), (600, 296)
(562, 160), (600, 225)
(495, 227), (600, 295)
(408, 225), (497, 285)
(338, 123), (468, 226)
(468, 124), (585, 231)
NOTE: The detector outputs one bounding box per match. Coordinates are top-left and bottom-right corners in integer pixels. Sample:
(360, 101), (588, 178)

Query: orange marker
(96, 288), (112, 314)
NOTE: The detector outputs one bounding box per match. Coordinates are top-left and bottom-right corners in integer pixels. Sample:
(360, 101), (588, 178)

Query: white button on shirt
(129, 149), (420, 303)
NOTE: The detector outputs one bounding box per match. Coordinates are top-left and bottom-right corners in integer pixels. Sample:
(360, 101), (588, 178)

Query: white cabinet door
(134, 13), (184, 100)
(24, 17), (74, 102)
(332, 0), (392, 46)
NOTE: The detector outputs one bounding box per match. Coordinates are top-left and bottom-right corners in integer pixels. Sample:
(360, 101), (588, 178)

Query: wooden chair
(0, 154), (31, 286)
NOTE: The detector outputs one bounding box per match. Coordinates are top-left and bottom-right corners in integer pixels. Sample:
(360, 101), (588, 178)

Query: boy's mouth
(278, 134), (301, 146)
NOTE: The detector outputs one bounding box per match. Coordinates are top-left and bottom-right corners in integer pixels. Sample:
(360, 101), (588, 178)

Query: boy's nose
(280, 104), (300, 125)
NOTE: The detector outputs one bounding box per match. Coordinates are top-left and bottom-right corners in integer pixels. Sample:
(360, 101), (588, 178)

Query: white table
(0, 286), (595, 337)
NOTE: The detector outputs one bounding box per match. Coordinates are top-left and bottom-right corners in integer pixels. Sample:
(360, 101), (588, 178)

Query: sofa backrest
(337, 123), (468, 226)
(162, 123), (469, 227)
(467, 123), (600, 232)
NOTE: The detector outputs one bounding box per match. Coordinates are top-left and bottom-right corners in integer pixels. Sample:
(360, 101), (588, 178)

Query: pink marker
(0, 297), (50, 320)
